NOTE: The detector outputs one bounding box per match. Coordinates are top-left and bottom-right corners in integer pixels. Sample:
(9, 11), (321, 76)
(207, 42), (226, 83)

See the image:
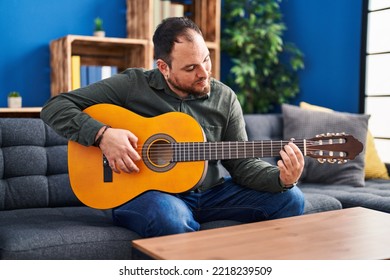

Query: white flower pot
(8, 97), (22, 108)
(93, 31), (105, 37)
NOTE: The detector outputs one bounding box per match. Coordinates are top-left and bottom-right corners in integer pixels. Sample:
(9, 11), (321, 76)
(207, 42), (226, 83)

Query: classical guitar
(68, 104), (363, 209)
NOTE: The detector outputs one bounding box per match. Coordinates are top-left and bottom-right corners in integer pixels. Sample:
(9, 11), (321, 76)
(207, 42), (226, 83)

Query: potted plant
(7, 91), (22, 108)
(221, 0), (304, 113)
(93, 17), (105, 37)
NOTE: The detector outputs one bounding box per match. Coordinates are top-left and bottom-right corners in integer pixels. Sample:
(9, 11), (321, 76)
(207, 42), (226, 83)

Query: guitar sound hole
(142, 134), (176, 173)
(148, 140), (173, 167)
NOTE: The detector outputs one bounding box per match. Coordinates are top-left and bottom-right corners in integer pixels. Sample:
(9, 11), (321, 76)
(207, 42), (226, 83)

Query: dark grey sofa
(0, 115), (389, 259)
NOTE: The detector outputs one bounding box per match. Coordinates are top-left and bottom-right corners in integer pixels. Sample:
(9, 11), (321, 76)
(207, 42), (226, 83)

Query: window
(361, 0), (390, 162)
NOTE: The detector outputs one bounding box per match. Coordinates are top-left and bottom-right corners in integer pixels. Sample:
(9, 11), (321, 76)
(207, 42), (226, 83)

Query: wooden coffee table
(132, 207), (390, 259)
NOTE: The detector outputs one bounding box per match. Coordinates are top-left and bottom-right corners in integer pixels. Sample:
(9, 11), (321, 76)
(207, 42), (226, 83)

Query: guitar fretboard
(171, 140), (306, 162)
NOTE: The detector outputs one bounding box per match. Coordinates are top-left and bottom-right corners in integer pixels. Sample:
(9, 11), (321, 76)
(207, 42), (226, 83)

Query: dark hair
(153, 17), (203, 67)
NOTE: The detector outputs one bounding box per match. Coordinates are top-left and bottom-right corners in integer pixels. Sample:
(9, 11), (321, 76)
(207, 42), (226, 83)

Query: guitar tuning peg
(338, 159), (348, 164)
(317, 158), (326, 164)
(327, 159), (337, 164)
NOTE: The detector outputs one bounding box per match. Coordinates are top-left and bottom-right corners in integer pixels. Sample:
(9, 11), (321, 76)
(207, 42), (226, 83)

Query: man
(41, 17), (305, 237)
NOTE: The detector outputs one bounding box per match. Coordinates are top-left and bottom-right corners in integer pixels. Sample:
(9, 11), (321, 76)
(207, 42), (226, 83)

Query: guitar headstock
(306, 133), (363, 164)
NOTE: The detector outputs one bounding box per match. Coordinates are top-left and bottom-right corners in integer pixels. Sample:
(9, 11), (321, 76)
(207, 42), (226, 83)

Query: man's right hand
(96, 127), (141, 173)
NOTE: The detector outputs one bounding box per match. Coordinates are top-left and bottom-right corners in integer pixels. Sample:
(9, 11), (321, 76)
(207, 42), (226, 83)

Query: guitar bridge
(103, 155), (113, 182)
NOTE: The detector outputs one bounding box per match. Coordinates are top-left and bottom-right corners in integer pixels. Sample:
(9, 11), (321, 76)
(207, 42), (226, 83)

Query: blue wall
(281, 0), (363, 113)
(0, 0), (362, 113)
(0, 0), (127, 107)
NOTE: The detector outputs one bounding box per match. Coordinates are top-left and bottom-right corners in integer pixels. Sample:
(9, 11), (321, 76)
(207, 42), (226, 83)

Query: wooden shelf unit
(126, 0), (221, 79)
(49, 1), (221, 96)
(0, 107), (42, 118)
(50, 35), (150, 96)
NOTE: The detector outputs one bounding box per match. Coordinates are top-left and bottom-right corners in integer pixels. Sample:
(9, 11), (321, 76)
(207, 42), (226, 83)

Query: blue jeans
(112, 177), (305, 237)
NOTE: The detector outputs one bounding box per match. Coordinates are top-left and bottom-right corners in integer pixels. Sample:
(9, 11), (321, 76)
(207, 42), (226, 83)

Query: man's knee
(152, 210), (200, 236)
(113, 192), (200, 237)
(268, 187), (305, 219)
(285, 187), (305, 216)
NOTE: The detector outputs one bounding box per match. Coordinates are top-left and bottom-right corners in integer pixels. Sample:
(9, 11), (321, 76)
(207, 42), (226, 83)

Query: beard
(167, 73), (211, 97)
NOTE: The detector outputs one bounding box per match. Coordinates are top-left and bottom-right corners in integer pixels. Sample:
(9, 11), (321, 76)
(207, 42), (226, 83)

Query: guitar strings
(137, 140), (317, 151)
(135, 139), (341, 161)
(137, 141), (323, 150)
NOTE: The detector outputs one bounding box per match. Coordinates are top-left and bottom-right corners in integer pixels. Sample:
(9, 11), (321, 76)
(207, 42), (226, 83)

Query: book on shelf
(76, 64), (118, 89)
(80, 65), (88, 87)
(87, 65), (101, 85)
(84, 65), (118, 85)
(71, 56), (81, 90)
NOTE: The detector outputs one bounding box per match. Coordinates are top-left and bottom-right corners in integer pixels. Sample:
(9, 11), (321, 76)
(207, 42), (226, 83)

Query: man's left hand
(277, 142), (304, 187)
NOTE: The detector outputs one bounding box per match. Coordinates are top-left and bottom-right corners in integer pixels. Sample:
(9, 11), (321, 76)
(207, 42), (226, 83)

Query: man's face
(161, 31), (212, 98)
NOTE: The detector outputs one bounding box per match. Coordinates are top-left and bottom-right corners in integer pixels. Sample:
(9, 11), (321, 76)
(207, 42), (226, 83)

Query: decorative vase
(93, 31), (105, 37)
(8, 96), (22, 108)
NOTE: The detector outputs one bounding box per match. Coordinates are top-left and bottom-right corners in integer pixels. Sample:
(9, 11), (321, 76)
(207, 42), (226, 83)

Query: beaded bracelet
(93, 125), (111, 147)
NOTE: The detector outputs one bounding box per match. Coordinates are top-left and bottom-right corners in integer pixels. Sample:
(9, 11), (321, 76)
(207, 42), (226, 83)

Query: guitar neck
(172, 140), (306, 162)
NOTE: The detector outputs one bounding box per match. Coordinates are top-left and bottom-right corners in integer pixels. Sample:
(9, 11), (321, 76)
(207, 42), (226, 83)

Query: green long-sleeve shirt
(41, 68), (284, 192)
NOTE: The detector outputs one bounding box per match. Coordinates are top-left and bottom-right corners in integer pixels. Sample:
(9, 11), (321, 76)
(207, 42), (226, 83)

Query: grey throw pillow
(282, 104), (369, 187)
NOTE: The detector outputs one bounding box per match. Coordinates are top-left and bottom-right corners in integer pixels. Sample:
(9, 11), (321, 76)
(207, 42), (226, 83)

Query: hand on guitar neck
(278, 142), (305, 187)
(95, 126), (141, 174)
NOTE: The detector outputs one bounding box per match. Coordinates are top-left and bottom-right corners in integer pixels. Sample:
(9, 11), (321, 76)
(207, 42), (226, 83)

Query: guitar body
(68, 104), (207, 209)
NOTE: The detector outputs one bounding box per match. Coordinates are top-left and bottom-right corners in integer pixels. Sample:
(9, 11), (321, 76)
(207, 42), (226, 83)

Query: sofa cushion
(301, 192), (342, 214)
(299, 180), (390, 213)
(299, 101), (390, 180)
(0, 118), (81, 210)
(282, 104), (369, 188)
(364, 130), (390, 179)
(0, 207), (139, 259)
